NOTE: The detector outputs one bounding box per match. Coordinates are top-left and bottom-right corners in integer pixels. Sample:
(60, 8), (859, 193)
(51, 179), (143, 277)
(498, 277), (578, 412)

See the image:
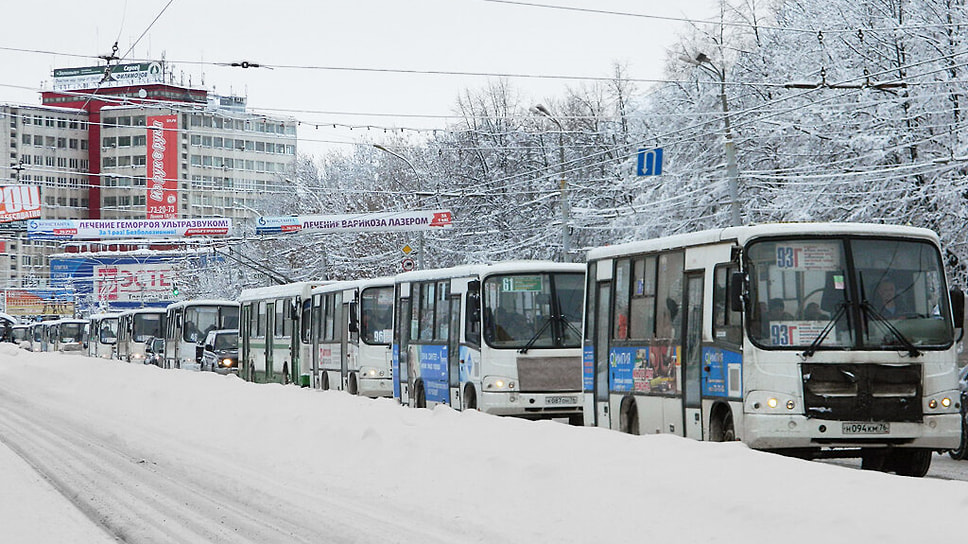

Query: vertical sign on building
(146, 115), (178, 219)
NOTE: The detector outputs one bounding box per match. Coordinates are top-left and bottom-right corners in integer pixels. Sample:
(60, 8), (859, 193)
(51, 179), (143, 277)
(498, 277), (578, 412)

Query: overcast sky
(3, 0), (720, 157)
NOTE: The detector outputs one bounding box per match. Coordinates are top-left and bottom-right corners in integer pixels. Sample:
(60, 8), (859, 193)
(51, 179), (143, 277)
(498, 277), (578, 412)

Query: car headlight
(219, 358), (235, 367)
(483, 375), (516, 391)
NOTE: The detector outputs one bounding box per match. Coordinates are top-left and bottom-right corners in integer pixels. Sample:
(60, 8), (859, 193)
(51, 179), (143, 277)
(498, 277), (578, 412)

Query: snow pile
(0, 344), (965, 542)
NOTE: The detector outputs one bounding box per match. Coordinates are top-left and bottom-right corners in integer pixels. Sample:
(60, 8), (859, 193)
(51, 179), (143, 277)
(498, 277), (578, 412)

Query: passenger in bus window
(767, 299), (793, 321)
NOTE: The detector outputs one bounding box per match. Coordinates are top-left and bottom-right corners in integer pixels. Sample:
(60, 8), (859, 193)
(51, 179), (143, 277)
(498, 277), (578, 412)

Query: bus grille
(516, 357), (582, 392)
(801, 363), (922, 423)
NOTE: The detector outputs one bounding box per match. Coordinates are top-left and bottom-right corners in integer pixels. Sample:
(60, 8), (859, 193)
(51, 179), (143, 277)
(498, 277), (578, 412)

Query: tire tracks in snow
(0, 387), (459, 543)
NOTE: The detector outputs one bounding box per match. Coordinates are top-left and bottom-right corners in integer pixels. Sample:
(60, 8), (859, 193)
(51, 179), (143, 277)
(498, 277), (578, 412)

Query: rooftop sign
(52, 62), (164, 91)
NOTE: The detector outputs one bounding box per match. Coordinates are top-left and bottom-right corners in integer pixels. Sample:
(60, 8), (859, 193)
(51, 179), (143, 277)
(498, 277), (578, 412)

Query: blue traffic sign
(636, 148), (663, 176)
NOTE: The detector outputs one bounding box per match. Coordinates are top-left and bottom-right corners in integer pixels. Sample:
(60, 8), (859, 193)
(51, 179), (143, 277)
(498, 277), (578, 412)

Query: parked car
(201, 329), (238, 374)
(143, 336), (165, 367)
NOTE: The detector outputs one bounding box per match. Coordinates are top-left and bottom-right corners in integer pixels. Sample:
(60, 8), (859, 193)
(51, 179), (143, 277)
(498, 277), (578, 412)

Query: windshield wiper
(801, 301), (848, 358)
(519, 316), (554, 354)
(860, 301), (922, 357)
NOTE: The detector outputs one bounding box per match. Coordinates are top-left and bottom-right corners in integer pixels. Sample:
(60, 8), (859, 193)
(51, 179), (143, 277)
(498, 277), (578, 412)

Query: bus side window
(714, 265), (743, 345)
(466, 281), (481, 346)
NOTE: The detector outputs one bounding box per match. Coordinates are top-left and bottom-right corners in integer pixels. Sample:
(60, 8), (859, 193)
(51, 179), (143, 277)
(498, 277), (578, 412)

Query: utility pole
(531, 104), (571, 262)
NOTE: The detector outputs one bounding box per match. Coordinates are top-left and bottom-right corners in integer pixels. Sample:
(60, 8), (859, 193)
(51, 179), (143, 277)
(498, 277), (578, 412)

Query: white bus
(47, 318), (87, 352)
(393, 261), (586, 422)
(310, 277), (395, 396)
(164, 300), (240, 370)
(238, 282), (325, 385)
(87, 313), (121, 358)
(583, 223), (964, 477)
(116, 308), (166, 363)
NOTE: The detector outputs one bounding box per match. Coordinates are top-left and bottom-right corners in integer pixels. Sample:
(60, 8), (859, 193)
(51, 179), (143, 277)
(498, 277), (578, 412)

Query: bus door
(395, 285), (412, 405)
(265, 302), (275, 382)
(447, 295), (461, 408)
(290, 298), (300, 384)
(682, 272), (704, 439)
(340, 298), (350, 391)
(594, 281), (611, 428)
(241, 304), (252, 380)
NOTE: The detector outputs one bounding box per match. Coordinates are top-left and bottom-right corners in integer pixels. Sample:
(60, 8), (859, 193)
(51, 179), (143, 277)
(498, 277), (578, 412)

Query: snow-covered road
(1, 344), (966, 543)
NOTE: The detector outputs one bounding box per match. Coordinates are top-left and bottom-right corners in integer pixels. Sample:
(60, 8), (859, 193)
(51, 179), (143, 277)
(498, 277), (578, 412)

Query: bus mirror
(950, 288), (965, 329)
(729, 272), (746, 312)
(348, 301), (359, 333)
(290, 299), (300, 320)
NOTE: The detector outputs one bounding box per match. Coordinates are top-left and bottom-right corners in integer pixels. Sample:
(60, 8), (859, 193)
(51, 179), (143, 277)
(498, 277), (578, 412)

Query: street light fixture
(680, 53), (742, 226)
(530, 104), (572, 262)
(372, 144), (427, 270)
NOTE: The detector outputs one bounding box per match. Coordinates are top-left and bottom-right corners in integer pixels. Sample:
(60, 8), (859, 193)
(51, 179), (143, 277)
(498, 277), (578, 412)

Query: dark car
(201, 329), (239, 374)
(144, 336), (165, 367)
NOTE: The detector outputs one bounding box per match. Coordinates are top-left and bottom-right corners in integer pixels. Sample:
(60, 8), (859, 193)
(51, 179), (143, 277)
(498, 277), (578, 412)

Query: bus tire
(414, 381), (427, 408)
(462, 385), (477, 411)
(348, 373), (359, 395)
(709, 406), (735, 442)
(620, 397), (639, 435)
(949, 415), (968, 460)
(889, 449), (932, 477)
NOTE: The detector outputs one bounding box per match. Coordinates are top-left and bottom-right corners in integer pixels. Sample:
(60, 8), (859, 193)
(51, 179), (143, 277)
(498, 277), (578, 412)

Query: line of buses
(11, 223), (968, 477)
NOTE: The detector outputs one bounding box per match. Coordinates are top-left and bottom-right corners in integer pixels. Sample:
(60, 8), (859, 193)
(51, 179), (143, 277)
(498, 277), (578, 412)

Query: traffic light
(172, 282), (180, 297)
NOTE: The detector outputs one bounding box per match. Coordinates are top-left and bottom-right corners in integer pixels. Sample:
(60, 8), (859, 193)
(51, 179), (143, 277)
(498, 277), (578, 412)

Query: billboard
(52, 62), (164, 91)
(94, 263), (174, 303)
(28, 218), (232, 240)
(0, 185), (41, 223)
(5, 289), (74, 316)
(255, 209), (453, 235)
(146, 115), (178, 219)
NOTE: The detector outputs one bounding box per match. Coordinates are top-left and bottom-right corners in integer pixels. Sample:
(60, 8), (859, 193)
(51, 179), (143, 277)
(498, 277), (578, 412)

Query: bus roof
(87, 312), (123, 320)
(394, 261), (584, 284)
(310, 276), (394, 296)
(237, 281), (329, 302)
(586, 223), (941, 261)
(119, 307), (167, 317)
(165, 299), (239, 310)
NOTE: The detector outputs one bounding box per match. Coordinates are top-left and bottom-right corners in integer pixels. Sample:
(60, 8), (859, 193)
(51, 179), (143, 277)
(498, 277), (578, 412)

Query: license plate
(546, 395), (578, 405)
(842, 422), (890, 434)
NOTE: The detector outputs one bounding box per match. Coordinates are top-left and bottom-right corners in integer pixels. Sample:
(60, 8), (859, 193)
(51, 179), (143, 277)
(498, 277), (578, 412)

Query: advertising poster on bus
(146, 114), (178, 219)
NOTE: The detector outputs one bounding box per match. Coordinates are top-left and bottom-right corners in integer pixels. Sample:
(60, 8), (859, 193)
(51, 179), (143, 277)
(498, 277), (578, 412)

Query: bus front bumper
(742, 413), (962, 451)
(481, 391), (582, 419)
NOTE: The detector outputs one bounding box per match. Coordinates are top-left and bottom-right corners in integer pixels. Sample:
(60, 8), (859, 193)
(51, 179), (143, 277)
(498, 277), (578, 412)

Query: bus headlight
(925, 391), (960, 413)
(360, 366), (387, 378)
(220, 358), (235, 367)
(483, 376), (516, 391)
(746, 391), (799, 413)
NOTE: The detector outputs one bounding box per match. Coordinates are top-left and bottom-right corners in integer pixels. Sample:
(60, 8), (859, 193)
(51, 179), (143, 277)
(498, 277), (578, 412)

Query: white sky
(2, 0), (721, 157)
(0, 345), (965, 542)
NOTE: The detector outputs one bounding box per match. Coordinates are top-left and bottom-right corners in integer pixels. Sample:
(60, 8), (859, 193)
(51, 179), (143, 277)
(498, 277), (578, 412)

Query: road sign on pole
(401, 257), (416, 272)
(636, 148), (663, 176)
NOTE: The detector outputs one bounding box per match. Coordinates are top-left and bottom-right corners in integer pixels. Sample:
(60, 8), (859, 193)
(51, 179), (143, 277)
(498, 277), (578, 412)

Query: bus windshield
(59, 323), (84, 343)
(133, 314), (162, 342)
(747, 236), (953, 350)
(99, 319), (119, 344)
(483, 272), (584, 349)
(361, 286), (393, 345)
(185, 306), (238, 342)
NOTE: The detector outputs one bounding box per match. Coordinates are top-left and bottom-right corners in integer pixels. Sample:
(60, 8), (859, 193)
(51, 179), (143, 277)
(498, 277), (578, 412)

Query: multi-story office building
(0, 61), (297, 292)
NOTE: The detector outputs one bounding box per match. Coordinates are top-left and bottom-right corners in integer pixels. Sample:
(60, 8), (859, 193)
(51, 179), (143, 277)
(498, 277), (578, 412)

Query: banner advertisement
(5, 289), (74, 316)
(146, 115), (179, 219)
(255, 209), (453, 235)
(53, 62), (164, 91)
(94, 263), (174, 303)
(0, 185), (41, 223)
(28, 218), (232, 240)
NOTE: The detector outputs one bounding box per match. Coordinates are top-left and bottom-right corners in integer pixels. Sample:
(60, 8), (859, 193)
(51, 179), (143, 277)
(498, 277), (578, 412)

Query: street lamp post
(531, 104), (571, 262)
(681, 53), (742, 226)
(373, 144), (426, 270)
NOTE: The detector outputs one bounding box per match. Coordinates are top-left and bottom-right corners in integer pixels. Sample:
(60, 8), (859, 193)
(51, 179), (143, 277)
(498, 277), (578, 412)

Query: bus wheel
(620, 398), (639, 435)
(321, 372), (330, 391)
(348, 374), (359, 395)
(889, 449), (932, 477)
(710, 408), (735, 442)
(462, 385), (477, 411)
(949, 417), (968, 460)
(414, 382), (427, 408)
